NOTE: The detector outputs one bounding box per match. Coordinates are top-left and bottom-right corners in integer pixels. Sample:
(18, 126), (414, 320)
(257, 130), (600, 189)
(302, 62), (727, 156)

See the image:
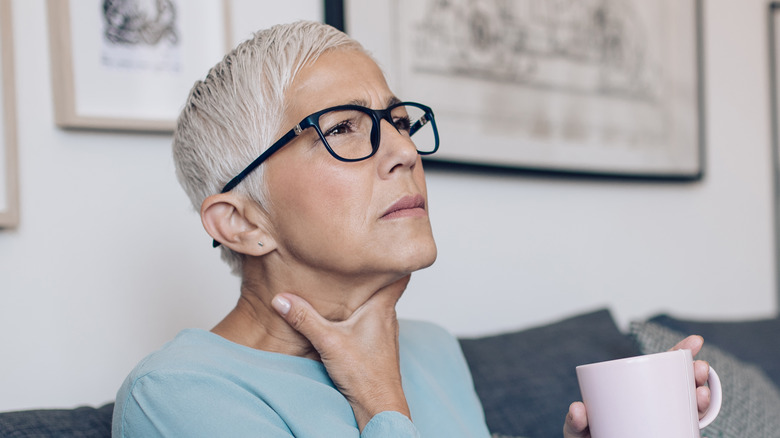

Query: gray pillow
(648, 314), (780, 388)
(460, 309), (640, 437)
(629, 321), (780, 438)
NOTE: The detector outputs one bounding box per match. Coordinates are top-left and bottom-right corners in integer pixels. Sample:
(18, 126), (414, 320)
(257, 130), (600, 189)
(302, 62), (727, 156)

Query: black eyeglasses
(219, 101), (439, 193)
(212, 101), (439, 247)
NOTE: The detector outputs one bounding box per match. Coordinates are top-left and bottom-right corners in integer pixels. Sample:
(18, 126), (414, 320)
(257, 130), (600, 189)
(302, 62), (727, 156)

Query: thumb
(670, 335), (704, 356)
(563, 402), (589, 438)
(271, 293), (330, 344)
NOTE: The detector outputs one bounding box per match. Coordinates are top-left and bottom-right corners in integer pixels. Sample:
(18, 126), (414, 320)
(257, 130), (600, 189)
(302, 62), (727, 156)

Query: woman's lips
(381, 194), (427, 219)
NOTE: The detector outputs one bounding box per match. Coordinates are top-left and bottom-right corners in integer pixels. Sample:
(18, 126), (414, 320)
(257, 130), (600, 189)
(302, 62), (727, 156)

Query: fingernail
(271, 296), (291, 316)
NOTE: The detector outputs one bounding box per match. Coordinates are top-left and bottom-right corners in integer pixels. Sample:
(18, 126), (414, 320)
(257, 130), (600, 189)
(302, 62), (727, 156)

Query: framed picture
(769, 2), (780, 299)
(346, 0), (704, 179)
(47, 0), (231, 132)
(0, 0), (18, 227)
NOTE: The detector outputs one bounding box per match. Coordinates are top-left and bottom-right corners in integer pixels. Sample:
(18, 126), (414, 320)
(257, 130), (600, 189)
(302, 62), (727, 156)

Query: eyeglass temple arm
(212, 125), (303, 248)
(219, 127), (301, 194)
(409, 113), (432, 137)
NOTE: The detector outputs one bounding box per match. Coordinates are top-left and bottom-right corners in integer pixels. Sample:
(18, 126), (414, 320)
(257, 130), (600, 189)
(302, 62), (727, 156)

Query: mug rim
(575, 348), (692, 371)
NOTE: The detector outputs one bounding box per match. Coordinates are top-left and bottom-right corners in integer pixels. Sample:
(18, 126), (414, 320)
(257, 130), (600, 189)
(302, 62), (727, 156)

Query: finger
(271, 293), (332, 346)
(694, 360), (710, 387)
(670, 335), (704, 356)
(563, 402), (590, 438)
(697, 386), (711, 416)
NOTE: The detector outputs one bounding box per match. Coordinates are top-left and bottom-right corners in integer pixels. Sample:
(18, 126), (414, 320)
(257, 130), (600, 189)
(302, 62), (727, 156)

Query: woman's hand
(563, 335), (712, 438)
(270, 275), (412, 431)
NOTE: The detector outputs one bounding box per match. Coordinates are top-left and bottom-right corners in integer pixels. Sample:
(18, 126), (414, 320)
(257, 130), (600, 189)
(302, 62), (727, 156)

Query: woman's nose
(377, 120), (419, 175)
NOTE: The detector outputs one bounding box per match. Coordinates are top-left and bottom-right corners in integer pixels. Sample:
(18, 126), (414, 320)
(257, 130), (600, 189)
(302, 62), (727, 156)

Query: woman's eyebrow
(346, 98), (370, 107)
(345, 96), (402, 108)
(385, 96), (402, 107)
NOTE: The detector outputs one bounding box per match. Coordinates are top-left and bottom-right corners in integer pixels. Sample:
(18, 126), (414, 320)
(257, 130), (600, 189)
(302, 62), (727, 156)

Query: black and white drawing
(48, 0), (227, 131)
(384, 0), (702, 177)
(412, 0), (660, 101)
(101, 0), (182, 72)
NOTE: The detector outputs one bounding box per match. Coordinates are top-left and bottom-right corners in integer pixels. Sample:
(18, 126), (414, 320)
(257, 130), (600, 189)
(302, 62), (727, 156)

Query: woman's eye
(323, 121), (352, 137)
(394, 116), (411, 133)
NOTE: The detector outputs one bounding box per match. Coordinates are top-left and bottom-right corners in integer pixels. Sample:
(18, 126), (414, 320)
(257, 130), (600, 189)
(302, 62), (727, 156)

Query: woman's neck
(211, 259), (403, 360)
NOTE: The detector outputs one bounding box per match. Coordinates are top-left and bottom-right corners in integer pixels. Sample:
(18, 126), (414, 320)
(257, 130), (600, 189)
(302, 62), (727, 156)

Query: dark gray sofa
(2, 309), (778, 437)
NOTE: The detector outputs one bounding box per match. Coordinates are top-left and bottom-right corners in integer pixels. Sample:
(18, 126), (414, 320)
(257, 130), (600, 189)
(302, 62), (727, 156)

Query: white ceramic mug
(576, 349), (722, 438)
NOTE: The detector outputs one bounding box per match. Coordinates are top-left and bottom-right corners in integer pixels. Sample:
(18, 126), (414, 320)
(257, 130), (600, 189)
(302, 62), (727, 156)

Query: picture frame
(0, 0), (18, 227)
(769, 1), (780, 300)
(47, 0), (232, 132)
(346, 0), (704, 179)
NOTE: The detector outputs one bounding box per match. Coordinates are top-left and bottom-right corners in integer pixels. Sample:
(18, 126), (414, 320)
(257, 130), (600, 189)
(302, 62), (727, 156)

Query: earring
(258, 242), (264, 247)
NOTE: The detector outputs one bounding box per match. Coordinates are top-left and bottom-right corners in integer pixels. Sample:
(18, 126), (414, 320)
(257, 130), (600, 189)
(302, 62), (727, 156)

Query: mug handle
(698, 366), (722, 429)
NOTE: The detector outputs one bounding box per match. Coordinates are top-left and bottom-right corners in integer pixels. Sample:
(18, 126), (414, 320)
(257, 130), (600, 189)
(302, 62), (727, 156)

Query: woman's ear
(200, 193), (276, 256)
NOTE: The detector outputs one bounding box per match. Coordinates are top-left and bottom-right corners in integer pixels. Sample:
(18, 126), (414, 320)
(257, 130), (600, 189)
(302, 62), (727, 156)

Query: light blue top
(112, 319), (491, 437)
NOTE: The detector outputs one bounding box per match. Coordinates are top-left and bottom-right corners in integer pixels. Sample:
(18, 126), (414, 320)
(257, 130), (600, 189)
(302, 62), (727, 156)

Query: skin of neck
(211, 252), (407, 360)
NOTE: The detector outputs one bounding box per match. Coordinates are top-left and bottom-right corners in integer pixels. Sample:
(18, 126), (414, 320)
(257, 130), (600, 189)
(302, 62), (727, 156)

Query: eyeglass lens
(316, 104), (437, 160)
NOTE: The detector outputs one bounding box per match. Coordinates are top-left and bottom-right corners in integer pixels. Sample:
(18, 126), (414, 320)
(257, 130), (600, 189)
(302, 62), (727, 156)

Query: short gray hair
(173, 21), (366, 274)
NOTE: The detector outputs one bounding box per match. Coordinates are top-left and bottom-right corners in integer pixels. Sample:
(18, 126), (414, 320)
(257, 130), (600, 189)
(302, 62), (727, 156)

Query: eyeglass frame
(212, 100), (439, 248)
(219, 101), (438, 193)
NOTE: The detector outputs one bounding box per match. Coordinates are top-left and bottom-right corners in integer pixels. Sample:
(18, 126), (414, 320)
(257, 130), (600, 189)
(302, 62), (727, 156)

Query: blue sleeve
(361, 411), (420, 438)
(113, 371), (293, 438)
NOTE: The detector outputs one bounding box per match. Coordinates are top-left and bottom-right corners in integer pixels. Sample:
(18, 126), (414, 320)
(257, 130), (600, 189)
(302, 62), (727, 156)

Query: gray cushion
(630, 321), (780, 438)
(0, 403), (113, 438)
(648, 314), (780, 389)
(460, 309), (640, 438)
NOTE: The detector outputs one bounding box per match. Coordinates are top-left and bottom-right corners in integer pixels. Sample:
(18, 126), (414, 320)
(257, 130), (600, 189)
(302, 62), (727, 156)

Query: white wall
(0, 0), (777, 412)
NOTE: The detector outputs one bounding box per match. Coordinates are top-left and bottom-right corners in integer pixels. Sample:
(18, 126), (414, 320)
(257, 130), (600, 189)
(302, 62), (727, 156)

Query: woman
(112, 21), (711, 437)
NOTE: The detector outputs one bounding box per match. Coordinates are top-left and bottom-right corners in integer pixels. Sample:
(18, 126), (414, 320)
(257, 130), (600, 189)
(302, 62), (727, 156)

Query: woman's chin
(397, 240), (438, 273)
